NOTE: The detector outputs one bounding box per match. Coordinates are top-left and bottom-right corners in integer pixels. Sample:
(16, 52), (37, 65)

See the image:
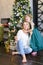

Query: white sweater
(17, 30), (31, 48)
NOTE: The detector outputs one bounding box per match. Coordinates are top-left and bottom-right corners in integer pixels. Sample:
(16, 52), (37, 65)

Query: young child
(24, 14), (37, 56)
(24, 14), (43, 56)
(12, 21), (32, 63)
(24, 14), (34, 32)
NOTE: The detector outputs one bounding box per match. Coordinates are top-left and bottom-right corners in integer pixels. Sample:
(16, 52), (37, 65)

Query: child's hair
(24, 14), (32, 21)
(23, 14), (32, 29)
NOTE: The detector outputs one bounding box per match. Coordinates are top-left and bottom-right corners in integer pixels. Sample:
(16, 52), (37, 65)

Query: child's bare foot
(31, 52), (37, 56)
(12, 52), (19, 55)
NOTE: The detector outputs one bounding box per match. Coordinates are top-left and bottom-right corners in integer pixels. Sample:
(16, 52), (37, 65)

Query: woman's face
(25, 15), (30, 22)
(23, 22), (30, 30)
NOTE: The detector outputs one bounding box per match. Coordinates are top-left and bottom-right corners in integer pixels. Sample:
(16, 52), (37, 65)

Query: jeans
(16, 40), (32, 55)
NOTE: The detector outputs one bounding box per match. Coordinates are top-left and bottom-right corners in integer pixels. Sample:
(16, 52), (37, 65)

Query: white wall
(0, 0), (15, 22)
(0, 0), (33, 23)
(29, 0), (33, 15)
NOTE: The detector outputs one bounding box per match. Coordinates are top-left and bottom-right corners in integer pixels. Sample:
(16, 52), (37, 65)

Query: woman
(12, 21), (32, 63)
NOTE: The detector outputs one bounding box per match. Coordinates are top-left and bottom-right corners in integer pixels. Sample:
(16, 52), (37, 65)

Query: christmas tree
(10, 0), (32, 28)
(8, 0), (32, 43)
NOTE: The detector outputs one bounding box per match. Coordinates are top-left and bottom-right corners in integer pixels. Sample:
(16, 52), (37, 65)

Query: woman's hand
(14, 36), (18, 43)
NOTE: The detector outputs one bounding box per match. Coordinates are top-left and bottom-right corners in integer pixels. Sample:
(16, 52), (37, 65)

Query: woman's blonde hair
(22, 21), (31, 29)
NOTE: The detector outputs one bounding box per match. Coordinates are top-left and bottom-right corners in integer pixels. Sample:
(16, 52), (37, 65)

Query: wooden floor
(0, 46), (43, 65)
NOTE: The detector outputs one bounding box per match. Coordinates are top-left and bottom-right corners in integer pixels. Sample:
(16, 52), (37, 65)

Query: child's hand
(28, 29), (32, 33)
(28, 29), (32, 36)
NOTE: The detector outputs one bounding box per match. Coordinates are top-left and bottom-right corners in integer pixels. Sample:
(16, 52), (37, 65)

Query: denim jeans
(16, 40), (32, 55)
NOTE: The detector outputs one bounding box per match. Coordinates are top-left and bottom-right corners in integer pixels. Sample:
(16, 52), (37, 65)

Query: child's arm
(28, 29), (32, 36)
(29, 21), (34, 35)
